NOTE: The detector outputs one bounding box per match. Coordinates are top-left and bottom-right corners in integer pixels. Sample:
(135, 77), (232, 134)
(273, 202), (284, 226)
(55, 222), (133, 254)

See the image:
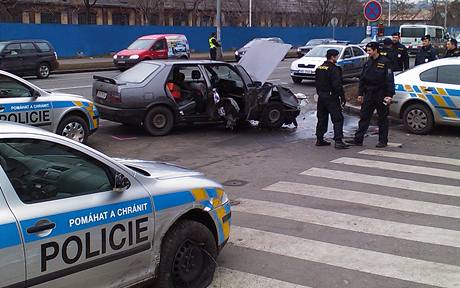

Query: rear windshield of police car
(115, 62), (160, 83)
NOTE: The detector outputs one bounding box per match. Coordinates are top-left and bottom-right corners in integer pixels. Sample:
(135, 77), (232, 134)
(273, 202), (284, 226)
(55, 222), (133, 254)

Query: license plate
(96, 90), (107, 99)
(118, 60), (125, 64)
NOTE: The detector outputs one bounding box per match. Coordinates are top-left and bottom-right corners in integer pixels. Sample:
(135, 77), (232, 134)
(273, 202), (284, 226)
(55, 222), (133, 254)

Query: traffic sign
(330, 17), (338, 27)
(364, 1), (382, 22)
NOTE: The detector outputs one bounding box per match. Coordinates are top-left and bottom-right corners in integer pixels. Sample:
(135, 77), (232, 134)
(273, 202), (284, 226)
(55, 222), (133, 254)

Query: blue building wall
(0, 23), (400, 58)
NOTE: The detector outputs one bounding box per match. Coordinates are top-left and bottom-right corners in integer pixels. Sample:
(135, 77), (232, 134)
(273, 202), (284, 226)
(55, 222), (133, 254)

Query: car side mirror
(32, 90), (41, 98)
(113, 173), (131, 193)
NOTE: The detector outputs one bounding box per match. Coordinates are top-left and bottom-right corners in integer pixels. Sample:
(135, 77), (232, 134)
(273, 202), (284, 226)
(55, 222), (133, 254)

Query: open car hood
(238, 40), (292, 84)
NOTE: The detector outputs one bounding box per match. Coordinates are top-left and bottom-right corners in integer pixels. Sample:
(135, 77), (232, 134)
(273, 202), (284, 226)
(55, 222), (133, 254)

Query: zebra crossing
(212, 149), (460, 288)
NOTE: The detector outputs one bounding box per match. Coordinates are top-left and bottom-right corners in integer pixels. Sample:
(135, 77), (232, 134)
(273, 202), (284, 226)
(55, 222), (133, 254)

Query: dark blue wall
(0, 23), (400, 57)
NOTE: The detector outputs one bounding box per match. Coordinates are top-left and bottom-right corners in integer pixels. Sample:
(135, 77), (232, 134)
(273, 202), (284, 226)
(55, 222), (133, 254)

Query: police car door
(0, 168), (25, 288)
(0, 135), (154, 288)
(0, 73), (53, 130)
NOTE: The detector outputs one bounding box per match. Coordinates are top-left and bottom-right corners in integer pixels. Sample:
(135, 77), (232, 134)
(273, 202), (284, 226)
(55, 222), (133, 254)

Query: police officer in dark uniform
(445, 38), (460, 58)
(415, 35), (438, 66)
(379, 38), (398, 70)
(315, 49), (349, 149)
(346, 42), (395, 148)
(391, 32), (409, 71)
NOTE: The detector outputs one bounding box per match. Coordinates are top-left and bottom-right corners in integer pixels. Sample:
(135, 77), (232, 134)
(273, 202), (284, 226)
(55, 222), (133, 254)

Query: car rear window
(115, 62), (160, 83)
(36, 42), (51, 52)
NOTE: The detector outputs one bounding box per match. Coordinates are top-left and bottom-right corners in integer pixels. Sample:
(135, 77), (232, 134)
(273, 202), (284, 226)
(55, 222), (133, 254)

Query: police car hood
(298, 57), (326, 65)
(116, 159), (202, 179)
(48, 91), (86, 101)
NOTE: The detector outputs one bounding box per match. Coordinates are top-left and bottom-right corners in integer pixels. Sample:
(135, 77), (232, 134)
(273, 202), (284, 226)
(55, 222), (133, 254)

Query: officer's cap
(449, 38), (458, 47)
(366, 42), (379, 50)
(326, 49), (340, 58)
(422, 35), (431, 41)
(391, 32), (400, 37)
(383, 38), (393, 46)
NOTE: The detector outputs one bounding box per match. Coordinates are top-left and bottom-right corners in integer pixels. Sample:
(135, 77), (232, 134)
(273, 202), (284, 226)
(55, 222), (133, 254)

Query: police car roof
(0, 121), (56, 136)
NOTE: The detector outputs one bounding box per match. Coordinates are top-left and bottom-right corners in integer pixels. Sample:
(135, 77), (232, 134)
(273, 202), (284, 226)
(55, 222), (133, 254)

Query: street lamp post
(444, 0), (448, 29)
(388, 0), (391, 27)
(216, 0), (222, 60)
(249, 0), (252, 27)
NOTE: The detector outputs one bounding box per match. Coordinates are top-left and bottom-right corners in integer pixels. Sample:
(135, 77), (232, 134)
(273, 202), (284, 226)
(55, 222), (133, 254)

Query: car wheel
(57, 115), (89, 143)
(156, 220), (217, 288)
(292, 77), (302, 84)
(144, 106), (174, 136)
(403, 103), (434, 135)
(36, 62), (51, 79)
(262, 101), (286, 129)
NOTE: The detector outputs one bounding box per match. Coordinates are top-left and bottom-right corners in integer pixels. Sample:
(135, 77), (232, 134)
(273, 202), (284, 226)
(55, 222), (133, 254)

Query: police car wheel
(292, 77), (302, 84)
(144, 106), (174, 136)
(157, 220), (217, 288)
(403, 103), (434, 135)
(262, 102), (286, 129)
(36, 62), (51, 79)
(57, 116), (89, 143)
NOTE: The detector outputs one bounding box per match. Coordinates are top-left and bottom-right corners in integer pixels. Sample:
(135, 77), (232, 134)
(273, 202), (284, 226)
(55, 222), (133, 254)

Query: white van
(399, 25), (446, 55)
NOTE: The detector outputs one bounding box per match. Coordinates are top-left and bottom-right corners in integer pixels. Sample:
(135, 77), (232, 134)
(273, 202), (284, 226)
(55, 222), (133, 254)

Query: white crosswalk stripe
(230, 226), (460, 288)
(301, 168), (460, 197)
(233, 198), (460, 247)
(264, 181), (460, 219)
(359, 149), (460, 166)
(331, 157), (460, 180)
(211, 268), (310, 288)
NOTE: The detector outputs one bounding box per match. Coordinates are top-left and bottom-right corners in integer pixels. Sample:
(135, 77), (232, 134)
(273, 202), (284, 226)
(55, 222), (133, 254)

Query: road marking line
(48, 85), (92, 91)
(211, 267), (310, 288)
(359, 149), (460, 166)
(234, 198), (460, 247)
(387, 142), (403, 147)
(264, 181), (460, 219)
(332, 157), (460, 180)
(231, 226), (460, 288)
(267, 78), (281, 82)
(301, 168), (460, 197)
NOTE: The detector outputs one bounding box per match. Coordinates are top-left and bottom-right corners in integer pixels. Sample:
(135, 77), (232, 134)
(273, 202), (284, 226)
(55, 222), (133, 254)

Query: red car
(113, 34), (190, 70)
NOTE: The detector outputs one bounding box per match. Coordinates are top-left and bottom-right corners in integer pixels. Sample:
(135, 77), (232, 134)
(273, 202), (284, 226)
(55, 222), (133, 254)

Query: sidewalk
(56, 50), (298, 73)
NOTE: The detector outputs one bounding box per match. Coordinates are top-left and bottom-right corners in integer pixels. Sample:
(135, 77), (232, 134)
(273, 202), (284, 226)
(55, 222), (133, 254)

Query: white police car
(0, 70), (98, 143)
(0, 122), (231, 288)
(390, 57), (460, 134)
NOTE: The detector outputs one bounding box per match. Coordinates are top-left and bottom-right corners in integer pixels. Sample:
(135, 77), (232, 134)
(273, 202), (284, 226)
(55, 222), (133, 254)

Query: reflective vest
(209, 37), (216, 49)
(166, 82), (181, 102)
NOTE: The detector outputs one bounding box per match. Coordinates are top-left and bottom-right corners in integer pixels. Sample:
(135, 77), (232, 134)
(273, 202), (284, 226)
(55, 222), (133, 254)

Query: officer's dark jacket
(415, 44), (438, 66)
(358, 55), (395, 97)
(379, 47), (397, 70)
(315, 61), (345, 101)
(392, 42), (409, 71)
(444, 48), (460, 58)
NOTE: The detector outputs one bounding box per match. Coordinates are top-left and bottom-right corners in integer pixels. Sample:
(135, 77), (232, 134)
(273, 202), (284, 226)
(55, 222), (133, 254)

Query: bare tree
(134, 0), (164, 25)
(336, 0), (361, 26)
(83, 0), (98, 23)
(0, 0), (20, 22)
(310, 0), (337, 26)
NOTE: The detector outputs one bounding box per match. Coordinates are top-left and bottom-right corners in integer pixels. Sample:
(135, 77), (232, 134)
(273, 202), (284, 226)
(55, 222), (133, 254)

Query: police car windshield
(115, 62), (160, 83)
(127, 39), (156, 50)
(306, 46), (343, 57)
(306, 39), (325, 46)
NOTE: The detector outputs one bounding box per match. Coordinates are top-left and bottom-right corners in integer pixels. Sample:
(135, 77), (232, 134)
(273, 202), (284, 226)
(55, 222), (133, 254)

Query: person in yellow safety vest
(209, 32), (221, 60)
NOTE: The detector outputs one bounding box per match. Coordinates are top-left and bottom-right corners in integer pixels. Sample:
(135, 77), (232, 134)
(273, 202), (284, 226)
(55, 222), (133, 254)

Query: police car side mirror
(32, 90), (41, 98)
(113, 173), (131, 193)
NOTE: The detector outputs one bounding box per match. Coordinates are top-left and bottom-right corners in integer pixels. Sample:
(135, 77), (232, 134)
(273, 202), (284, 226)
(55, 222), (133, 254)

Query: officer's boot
(335, 140), (350, 149)
(316, 138), (331, 146)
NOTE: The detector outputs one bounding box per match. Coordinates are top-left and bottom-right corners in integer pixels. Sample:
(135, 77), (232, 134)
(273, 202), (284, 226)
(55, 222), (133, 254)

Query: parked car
(290, 44), (367, 83)
(113, 34), (190, 70)
(390, 57), (460, 134)
(94, 43), (299, 136)
(0, 40), (59, 78)
(297, 39), (348, 57)
(358, 36), (391, 49)
(235, 37), (284, 61)
(0, 121), (231, 288)
(0, 69), (98, 143)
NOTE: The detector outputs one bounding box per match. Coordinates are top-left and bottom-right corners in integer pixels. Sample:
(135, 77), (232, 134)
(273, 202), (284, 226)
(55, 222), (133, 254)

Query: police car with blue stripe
(390, 57), (460, 134)
(0, 70), (98, 143)
(0, 122), (231, 288)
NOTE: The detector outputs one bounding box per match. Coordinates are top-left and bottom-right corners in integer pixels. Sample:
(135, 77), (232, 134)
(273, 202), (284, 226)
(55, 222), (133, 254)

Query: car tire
(56, 115), (89, 143)
(144, 106), (174, 136)
(261, 101), (286, 129)
(403, 103), (434, 135)
(36, 62), (51, 79)
(292, 77), (302, 84)
(156, 220), (217, 288)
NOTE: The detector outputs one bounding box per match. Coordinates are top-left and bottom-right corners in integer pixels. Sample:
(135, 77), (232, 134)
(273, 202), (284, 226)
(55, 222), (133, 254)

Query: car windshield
(306, 46), (343, 57)
(306, 39), (325, 46)
(115, 62), (160, 83)
(401, 28), (426, 38)
(0, 42), (6, 51)
(127, 39), (156, 50)
(360, 37), (371, 44)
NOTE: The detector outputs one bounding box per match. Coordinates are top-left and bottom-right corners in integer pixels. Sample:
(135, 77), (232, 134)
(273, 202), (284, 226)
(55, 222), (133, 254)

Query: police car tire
(262, 101), (286, 129)
(36, 62), (51, 79)
(157, 219), (217, 288)
(144, 106), (174, 136)
(56, 115), (89, 143)
(403, 103), (434, 135)
(292, 77), (302, 84)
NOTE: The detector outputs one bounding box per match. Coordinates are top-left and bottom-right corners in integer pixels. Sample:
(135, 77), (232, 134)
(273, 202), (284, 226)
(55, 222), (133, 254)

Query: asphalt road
(30, 60), (460, 288)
